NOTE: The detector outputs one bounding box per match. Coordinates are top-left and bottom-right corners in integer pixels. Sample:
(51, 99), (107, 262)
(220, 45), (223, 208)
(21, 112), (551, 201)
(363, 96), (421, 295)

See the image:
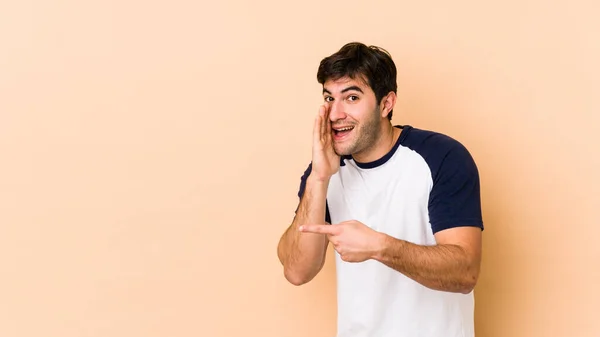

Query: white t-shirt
(296, 125), (484, 337)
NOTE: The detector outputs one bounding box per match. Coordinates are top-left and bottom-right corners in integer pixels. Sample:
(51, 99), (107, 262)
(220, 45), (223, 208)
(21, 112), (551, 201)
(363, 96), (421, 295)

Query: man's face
(323, 76), (381, 157)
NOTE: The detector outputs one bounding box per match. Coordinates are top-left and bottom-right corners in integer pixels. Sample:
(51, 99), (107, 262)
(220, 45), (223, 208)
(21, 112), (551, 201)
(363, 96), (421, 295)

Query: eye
(324, 96), (334, 102)
(347, 95), (359, 102)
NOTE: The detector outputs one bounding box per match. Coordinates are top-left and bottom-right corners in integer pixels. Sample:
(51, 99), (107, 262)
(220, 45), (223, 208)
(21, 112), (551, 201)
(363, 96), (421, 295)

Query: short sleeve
(428, 144), (484, 234)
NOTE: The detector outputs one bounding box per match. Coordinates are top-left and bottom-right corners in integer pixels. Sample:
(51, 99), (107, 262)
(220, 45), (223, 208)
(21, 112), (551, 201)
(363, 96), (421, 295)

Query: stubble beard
(332, 110), (381, 157)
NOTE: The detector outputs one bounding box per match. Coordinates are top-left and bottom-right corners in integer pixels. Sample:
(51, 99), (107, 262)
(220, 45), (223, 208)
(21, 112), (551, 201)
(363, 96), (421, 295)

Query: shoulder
(399, 126), (483, 232)
(397, 125), (478, 180)
(399, 125), (472, 159)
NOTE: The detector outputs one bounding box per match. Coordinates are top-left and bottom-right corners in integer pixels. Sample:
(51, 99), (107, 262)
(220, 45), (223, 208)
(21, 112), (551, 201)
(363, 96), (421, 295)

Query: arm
(277, 104), (339, 286)
(373, 226), (482, 294)
(277, 174), (330, 286)
(299, 222), (482, 293)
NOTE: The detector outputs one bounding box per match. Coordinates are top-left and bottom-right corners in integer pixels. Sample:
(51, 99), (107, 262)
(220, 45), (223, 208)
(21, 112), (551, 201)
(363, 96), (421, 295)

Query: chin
(333, 144), (354, 157)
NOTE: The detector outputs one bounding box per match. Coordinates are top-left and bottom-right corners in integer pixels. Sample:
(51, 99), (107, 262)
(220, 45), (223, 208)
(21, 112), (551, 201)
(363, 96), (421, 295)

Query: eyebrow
(323, 86), (364, 95)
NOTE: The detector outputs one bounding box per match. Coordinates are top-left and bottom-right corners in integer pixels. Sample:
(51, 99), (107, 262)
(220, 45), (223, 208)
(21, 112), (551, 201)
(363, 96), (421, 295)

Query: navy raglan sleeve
(295, 162), (331, 224)
(428, 141), (484, 234)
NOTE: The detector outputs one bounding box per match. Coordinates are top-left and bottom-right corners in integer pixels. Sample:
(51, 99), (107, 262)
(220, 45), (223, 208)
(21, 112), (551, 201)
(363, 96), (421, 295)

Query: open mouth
(332, 126), (355, 140)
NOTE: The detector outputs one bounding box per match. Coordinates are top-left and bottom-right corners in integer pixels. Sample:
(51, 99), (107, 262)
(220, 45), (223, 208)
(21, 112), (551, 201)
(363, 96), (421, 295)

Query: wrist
(307, 172), (331, 185)
(372, 233), (395, 262)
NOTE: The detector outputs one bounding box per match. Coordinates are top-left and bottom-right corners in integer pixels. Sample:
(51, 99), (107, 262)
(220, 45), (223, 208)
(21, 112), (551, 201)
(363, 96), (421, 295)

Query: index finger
(314, 105), (326, 142)
(321, 104), (330, 139)
(299, 224), (336, 235)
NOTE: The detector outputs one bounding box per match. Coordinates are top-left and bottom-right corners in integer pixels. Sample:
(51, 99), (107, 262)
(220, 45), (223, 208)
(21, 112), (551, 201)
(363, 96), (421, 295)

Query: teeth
(337, 127), (354, 131)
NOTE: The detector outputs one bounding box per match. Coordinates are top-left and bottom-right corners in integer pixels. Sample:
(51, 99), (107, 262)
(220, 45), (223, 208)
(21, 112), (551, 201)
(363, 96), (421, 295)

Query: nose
(328, 100), (347, 122)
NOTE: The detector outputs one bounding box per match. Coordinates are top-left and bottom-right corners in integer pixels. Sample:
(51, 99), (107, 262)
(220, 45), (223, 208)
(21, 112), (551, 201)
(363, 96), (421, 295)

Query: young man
(277, 42), (484, 337)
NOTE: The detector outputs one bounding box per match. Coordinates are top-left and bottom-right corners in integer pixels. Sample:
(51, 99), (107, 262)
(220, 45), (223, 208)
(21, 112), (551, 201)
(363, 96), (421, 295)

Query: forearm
(278, 174), (330, 285)
(373, 234), (479, 294)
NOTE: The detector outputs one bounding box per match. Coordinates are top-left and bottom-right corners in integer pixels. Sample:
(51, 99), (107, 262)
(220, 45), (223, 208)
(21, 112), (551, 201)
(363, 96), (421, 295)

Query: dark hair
(317, 42), (398, 120)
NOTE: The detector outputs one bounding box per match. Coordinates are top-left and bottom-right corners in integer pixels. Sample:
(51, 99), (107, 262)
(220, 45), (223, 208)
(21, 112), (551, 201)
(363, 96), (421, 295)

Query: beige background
(1, 0), (599, 336)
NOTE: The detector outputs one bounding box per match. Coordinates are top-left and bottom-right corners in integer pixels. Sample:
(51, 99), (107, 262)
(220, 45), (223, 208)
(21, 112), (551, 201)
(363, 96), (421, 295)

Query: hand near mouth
(311, 104), (340, 182)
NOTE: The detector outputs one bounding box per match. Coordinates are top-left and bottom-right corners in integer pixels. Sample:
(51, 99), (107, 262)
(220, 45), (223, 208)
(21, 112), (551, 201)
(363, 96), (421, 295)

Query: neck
(352, 122), (400, 164)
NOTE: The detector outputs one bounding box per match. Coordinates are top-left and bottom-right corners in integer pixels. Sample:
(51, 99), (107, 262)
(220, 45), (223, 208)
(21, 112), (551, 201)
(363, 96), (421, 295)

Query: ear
(380, 91), (397, 119)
